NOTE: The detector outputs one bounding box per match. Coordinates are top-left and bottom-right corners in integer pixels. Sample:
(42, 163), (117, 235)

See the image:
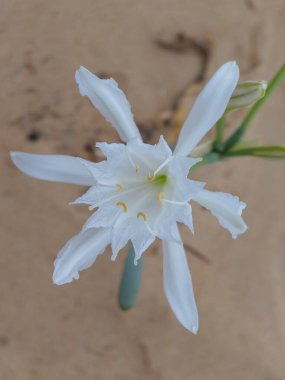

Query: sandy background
(1, 0), (285, 379)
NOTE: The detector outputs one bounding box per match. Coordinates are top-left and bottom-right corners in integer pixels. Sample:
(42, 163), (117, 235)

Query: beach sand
(1, 1), (285, 378)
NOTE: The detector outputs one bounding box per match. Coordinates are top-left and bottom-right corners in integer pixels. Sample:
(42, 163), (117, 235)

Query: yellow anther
(137, 211), (148, 221)
(116, 183), (125, 191)
(147, 172), (154, 181)
(156, 191), (165, 204)
(116, 201), (128, 212)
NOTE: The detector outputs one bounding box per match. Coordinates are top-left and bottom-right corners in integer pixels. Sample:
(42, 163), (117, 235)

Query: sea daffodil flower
(11, 62), (247, 333)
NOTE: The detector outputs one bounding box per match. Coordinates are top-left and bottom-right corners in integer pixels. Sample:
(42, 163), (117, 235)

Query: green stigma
(153, 173), (168, 186)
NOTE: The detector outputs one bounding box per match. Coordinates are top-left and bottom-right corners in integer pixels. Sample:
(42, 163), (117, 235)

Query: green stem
(118, 243), (143, 310)
(214, 117), (225, 150)
(191, 152), (222, 170)
(224, 145), (285, 159)
(224, 63), (285, 150)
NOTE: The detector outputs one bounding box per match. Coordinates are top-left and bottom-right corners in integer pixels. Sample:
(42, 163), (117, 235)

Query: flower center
(148, 173), (168, 186)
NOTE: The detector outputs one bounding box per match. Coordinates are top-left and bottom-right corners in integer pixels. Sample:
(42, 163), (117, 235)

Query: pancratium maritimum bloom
(11, 61), (247, 333)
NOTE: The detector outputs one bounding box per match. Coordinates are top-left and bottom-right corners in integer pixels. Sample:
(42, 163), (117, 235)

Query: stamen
(136, 211), (156, 236)
(153, 157), (171, 176)
(135, 166), (140, 173)
(137, 211), (148, 221)
(116, 183), (125, 191)
(156, 191), (165, 204)
(116, 201), (128, 212)
(147, 172), (154, 181)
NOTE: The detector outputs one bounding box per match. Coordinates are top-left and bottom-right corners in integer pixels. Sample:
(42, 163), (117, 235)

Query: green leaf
(225, 145), (285, 159)
(228, 138), (260, 151)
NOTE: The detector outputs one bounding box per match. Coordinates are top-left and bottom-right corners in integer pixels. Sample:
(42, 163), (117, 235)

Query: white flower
(11, 62), (247, 333)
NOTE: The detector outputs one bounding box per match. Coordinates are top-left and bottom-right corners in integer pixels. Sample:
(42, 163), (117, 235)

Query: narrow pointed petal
(53, 228), (111, 285)
(111, 217), (134, 261)
(10, 152), (96, 186)
(111, 216), (155, 262)
(193, 189), (247, 239)
(162, 238), (199, 333)
(75, 66), (142, 142)
(174, 61), (239, 156)
(156, 135), (173, 157)
(131, 222), (155, 264)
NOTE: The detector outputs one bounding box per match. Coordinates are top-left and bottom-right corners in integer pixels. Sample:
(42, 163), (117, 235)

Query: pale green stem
(214, 117), (225, 149)
(118, 243), (143, 310)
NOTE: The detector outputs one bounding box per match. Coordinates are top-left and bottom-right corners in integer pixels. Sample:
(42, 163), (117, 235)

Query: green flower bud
(226, 80), (267, 113)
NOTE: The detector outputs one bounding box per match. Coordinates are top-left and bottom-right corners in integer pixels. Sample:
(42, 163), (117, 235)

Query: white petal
(111, 217), (135, 260)
(131, 220), (155, 264)
(174, 61), (240, 156)
(127, 135), (172, 174)
(150, 201), (194, 239)
(111, 216), (155, 262)
(167, 155), (201, 178)
(166, 155), (205, 202)
(10, 152), (96, 186)
(163, 238), (198, 333)
(75, 66), (142, 142)
(177, 203), (194, 233)
(156, 135), (173, 157)
(53, 228), (111, 285)
(193, 189), (247, 239)
(96, 142), (141, 184)
(78, 158), (108, 182)
(96, 141), (126, 160)
(71, 185), (116, 206)
(153, 203), (194, 236)
(82, 205), (121, 230)
(156, 219), (181, 242)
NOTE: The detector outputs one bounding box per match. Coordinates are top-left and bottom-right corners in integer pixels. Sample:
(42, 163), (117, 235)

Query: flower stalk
(118, 243), (143, 310)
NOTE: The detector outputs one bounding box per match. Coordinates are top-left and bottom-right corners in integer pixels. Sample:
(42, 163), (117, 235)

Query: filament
(163, 199), (187, 206)
(126, 147), (139, 172)
(153, 157), (171, 176)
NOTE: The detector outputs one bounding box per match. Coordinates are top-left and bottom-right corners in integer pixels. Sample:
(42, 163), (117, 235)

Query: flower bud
(226, 80), (267, 112)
